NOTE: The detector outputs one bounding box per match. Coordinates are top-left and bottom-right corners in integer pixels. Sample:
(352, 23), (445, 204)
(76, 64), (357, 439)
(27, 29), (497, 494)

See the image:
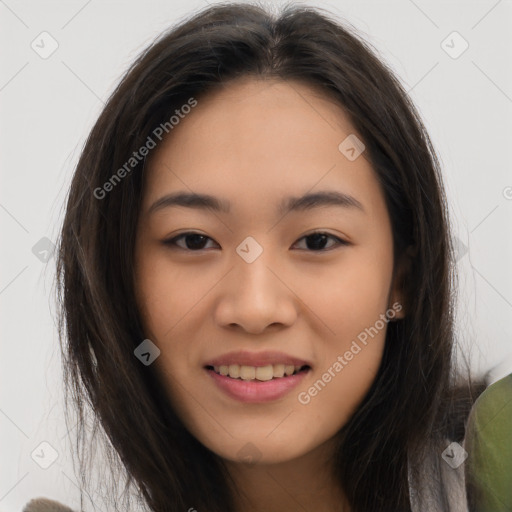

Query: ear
(388, 244), (417, 320)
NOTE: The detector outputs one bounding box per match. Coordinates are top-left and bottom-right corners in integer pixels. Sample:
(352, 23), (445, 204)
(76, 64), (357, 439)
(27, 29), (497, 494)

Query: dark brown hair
(55, 2), (480, 511)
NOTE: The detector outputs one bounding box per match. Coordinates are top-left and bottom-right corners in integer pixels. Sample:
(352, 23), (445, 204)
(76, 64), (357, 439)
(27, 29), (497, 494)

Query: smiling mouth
(205, 364), (311, 381)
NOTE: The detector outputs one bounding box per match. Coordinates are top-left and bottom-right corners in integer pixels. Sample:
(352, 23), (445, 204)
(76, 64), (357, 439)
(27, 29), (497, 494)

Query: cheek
(135, 250), (206, 337)
(298, 248), (393, 336)
(303, 334), (386, 415)
(134, 250), (216, 389)
(293, 248), (392, 412)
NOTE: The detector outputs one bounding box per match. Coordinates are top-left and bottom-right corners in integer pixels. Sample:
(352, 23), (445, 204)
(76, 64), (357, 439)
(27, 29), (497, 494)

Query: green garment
(465, 373), (512, 511)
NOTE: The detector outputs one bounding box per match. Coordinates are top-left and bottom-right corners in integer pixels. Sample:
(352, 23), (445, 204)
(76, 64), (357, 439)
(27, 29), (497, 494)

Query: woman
(28, 2), (484, 511)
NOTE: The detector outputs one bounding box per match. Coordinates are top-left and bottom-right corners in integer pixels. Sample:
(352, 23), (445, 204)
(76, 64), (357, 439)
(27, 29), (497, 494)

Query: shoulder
(465, 373), (512, 511)
(22, 497), (77, 512)
(466, 372), (512, 445)
(468, 372), (512, 427)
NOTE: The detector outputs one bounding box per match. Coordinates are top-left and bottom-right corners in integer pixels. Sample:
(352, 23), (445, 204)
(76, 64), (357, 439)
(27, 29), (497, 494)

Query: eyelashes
(161, 231), (350, 253)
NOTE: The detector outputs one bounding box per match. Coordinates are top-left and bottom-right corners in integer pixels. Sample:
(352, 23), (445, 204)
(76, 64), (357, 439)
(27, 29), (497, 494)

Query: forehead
(142, 77), (382, 219)
(161, 76), (357, 155)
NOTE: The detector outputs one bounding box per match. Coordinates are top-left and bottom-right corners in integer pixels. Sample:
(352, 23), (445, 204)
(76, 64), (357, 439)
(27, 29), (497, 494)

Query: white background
(1, 0), (511, 510)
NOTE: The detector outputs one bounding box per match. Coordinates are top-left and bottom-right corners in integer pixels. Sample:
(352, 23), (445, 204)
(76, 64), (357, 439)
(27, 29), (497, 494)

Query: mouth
(205, 363), (311, 381)
(204, 363), (312, 403)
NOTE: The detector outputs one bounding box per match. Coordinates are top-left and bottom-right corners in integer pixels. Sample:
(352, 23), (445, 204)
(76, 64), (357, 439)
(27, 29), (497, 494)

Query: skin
(134, 77), (406, 512)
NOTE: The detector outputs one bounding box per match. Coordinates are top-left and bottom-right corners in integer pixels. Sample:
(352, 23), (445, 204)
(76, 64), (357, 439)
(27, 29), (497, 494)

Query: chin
(201, 430), (323, 467)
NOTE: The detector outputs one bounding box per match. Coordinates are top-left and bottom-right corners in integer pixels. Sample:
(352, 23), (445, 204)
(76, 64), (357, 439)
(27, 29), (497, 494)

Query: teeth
(228, 364), (240, 378)
(284, 365), (295, 376)
(273, 364), (285, 378)
(240, 365), (256, 380)
(255, 365), (273, 381)
(212, 364), (305, 380)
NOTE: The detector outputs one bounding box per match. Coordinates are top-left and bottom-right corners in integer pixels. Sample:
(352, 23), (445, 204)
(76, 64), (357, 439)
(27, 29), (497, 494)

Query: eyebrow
(147, 190), (365, 217)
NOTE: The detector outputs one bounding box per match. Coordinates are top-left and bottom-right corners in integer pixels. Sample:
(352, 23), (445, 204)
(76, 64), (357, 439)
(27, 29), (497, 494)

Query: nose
(214, 252), (298, 334)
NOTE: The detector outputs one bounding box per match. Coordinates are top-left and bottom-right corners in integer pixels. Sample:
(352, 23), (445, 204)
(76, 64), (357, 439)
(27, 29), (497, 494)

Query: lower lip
(205, 368), (310, 403)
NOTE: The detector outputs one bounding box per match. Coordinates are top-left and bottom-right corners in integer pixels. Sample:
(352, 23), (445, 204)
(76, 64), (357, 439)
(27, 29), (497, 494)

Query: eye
(162, 231), (349, 252)
(292, 231), (349, 252)
(163, 232), (218, 251)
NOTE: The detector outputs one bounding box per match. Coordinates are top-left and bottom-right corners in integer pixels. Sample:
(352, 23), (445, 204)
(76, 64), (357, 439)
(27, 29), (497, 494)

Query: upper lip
(204, 350), (312, 368)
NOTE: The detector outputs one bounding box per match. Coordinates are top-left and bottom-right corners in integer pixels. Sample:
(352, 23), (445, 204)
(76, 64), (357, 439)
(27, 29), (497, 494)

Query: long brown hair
(55, 2), (480, 510)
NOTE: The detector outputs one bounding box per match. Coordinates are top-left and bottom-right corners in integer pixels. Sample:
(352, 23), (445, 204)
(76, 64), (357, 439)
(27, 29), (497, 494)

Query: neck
(223, 438), (349, 512)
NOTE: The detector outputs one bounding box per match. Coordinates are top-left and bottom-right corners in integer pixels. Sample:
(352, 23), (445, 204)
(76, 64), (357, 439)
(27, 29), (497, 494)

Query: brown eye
(293, 232), (348, 252)
(163, 233), (218, 251)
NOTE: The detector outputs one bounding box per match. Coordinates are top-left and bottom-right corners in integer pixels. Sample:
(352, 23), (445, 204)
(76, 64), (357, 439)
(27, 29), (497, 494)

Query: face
(134, 77), (404, 466)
